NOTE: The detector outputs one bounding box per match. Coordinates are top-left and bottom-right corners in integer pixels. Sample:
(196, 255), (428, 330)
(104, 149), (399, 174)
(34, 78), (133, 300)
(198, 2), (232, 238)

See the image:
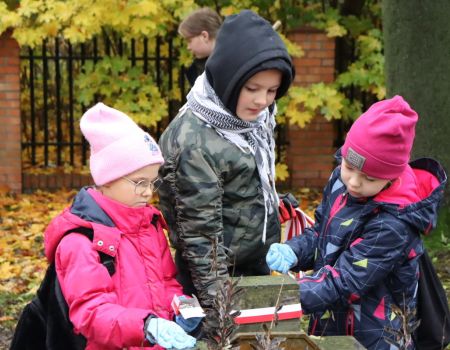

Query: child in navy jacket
(266, 96), (447, 349)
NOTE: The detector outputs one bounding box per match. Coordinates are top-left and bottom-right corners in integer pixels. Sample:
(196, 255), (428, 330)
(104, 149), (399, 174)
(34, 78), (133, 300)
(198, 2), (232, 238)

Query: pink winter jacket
(44, 187), (183, 350)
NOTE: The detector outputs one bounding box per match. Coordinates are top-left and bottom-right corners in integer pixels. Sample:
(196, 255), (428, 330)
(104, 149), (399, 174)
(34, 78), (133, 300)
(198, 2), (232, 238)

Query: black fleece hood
(205, 10), (295, 115)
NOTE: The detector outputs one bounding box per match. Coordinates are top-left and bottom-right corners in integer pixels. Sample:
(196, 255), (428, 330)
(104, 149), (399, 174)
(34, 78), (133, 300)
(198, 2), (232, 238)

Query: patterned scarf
(186, 73), (279, 243)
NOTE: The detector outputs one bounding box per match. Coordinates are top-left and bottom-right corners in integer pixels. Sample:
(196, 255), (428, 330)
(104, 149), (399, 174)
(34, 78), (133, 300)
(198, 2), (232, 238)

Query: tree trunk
(383, 0), (450, 202)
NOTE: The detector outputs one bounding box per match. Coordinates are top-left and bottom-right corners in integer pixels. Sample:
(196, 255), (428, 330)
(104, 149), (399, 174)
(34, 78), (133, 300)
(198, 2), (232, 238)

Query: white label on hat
(144, 133), (160, 154)
(346, 147), (366, 170)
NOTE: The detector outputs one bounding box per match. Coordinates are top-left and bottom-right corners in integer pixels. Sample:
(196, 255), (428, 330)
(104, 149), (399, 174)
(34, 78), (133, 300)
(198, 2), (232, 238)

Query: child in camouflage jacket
(158, 10), (295, 307)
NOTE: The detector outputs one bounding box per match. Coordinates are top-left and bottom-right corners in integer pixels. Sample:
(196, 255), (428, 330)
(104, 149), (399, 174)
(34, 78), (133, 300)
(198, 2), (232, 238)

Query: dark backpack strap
(64, 227), (115, 276)
(65, 227), (94, 240)
(151, 214), (159, 228)
(98, 252), (115, 276)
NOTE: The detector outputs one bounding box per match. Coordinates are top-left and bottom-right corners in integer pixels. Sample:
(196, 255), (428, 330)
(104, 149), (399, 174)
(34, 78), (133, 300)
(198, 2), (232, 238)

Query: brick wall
(0, 30), (22, 193)
(0, 27), (337, 193)
(22, 173), (94, 193)
(287, 28), (336, 189)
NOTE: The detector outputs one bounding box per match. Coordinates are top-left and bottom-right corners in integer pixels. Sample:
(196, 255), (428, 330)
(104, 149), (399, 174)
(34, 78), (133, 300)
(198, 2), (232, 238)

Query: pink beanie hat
(341, 95), (418, 180)
(80, 103), (164, 186)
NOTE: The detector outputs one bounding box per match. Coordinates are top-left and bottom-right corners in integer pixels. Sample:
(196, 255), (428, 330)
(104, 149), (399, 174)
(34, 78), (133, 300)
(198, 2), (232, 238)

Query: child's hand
(266, 243), (298, 274)
(145, 317), (196, 349)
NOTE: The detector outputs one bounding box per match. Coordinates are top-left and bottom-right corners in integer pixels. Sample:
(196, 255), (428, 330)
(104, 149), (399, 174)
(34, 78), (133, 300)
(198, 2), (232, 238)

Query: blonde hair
(178, 7), (222, 39)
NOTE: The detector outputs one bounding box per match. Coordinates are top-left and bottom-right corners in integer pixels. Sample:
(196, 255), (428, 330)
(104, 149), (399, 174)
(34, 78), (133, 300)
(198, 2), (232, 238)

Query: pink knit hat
(80, 103), (164, 186)
(341, 95), (418, 180)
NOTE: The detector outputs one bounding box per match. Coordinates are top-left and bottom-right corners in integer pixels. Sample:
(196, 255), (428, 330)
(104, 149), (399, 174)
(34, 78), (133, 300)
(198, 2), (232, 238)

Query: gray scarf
(186, 73), (279, 243)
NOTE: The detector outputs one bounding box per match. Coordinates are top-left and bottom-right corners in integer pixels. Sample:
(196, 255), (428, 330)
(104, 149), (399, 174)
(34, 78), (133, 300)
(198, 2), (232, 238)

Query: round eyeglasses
(122, 176), (163, 195)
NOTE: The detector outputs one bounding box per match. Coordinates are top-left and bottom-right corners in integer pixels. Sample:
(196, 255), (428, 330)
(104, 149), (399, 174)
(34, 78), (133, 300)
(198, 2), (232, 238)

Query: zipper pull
(340, 190), (348, 204)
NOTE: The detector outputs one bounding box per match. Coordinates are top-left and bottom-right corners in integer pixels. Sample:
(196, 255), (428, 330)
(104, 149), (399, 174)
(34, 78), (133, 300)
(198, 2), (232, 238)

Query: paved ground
(0, 325), (12, 349)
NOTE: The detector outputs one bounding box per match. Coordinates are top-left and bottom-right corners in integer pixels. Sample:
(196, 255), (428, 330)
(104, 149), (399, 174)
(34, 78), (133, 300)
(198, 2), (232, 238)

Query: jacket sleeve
(299, 216), (411, 314)
(285, 175), (330, 271)
(286, 218), (320, 271)
(56, 234), (151, 348)
(171, 146), (229, 306)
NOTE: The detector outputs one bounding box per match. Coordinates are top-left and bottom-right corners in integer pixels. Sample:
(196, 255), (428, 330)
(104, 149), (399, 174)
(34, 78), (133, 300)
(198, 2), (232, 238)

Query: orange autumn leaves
(0, 188), (320, 295)
(0, 190), (76, 294)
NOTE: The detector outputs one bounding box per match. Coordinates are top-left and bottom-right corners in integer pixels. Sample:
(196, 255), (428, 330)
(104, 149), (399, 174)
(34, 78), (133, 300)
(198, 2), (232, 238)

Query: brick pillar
(287, 28), (336, 189)
(0, 30), (21, 193)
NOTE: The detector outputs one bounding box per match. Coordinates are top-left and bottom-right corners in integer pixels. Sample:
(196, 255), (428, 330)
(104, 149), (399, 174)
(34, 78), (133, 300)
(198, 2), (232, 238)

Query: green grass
(424, 205), (450, 254)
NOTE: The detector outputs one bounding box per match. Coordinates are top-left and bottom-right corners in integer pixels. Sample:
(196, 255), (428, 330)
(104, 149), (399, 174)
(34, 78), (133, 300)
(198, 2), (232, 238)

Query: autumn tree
(383, 0), (450, 202)
(0, 0), (385, 179)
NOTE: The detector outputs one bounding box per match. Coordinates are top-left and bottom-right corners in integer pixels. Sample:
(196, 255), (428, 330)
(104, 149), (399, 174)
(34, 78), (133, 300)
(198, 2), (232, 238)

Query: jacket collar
(70, 187), (160, 235)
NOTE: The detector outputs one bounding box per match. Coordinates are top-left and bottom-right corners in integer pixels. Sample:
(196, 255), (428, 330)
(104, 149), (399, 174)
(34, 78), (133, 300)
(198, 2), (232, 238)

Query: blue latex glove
(266, 243), (298, 274)
(145, 317), (196, 349)
(175, 314), (203, 333)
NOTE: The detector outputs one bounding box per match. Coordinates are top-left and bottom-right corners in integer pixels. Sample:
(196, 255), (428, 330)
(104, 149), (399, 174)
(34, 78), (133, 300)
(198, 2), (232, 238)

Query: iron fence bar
(104, 31), (111, 56)
(68, 41), (75, 165)
(42, 39), (49, 166)
(118, 38), (123, 56)
(156, 36), (161, 86)
(93, 37), (99, 63)
(29, 47), (36, 165)
(155, 36), (162, 136)
(54, 37), (63, 165)
(143, 38), (148, 73)
(80, 43), (88, 165)
(131, 39), (136, 66)
(21, 36), (184, 170)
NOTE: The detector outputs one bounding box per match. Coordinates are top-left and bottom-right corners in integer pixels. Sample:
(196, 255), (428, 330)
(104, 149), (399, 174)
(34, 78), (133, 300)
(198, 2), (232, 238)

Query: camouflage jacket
(158, 108), (280, 303)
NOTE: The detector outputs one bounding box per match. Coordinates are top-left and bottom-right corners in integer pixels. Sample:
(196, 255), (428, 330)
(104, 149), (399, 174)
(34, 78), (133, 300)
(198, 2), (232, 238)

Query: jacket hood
(44, 187), (161, 262)
(374, 158), (447, 235)
(205, 10), (294, 115)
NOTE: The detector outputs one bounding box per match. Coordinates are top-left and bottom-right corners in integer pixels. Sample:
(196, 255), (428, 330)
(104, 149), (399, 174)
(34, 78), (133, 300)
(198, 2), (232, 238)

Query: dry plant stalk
(202, 235), (243, 350)
(249, 279), (290, 350)
(383, 295), (420, 350)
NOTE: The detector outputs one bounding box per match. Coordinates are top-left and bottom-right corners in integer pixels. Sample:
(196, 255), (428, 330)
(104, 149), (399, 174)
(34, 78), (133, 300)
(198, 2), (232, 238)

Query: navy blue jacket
(286, 157), (447, 349)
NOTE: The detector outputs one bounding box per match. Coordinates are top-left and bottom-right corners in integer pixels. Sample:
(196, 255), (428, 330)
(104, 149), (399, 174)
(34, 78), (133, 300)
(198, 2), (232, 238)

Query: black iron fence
(20, 35), (287, 173)
(20, 35), (188, 171)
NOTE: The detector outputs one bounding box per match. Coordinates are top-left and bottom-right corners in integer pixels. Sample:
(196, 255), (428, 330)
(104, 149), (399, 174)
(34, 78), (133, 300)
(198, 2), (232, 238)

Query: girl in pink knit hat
(266, 95), (447, 349)
(21, 103), (199, 349)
